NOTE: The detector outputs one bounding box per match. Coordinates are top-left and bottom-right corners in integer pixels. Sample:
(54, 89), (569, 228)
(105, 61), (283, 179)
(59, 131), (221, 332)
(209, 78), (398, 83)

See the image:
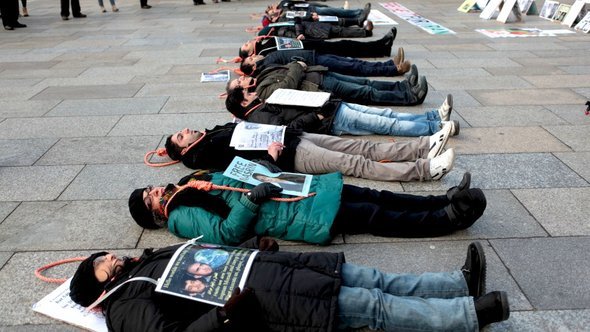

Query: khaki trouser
(293, 133), (431, 182)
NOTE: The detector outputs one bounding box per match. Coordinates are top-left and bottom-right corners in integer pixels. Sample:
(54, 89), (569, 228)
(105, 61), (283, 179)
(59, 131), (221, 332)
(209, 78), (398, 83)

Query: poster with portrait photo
(539, 0), (560, 20)
(223, 156), (312, 197)
(156, 242), (258, 306)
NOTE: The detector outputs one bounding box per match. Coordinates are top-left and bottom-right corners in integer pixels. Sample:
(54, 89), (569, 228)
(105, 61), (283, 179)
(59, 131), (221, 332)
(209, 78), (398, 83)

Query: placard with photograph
(539, 0), (560, 20)
(229, 121), (286, 150)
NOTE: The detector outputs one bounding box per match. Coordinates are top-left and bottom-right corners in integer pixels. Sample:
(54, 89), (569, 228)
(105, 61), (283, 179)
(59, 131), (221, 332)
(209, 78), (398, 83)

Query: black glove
(247, 183), (283, 204)
(258, 236), (279, 252)
(253, 159), (283, 173)
(218, 287), (267, 329)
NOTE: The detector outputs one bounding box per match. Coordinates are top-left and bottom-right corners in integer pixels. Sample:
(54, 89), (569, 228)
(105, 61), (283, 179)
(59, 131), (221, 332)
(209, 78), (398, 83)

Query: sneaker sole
(469, 242), (486, 298)
(499, 291), (510, 320)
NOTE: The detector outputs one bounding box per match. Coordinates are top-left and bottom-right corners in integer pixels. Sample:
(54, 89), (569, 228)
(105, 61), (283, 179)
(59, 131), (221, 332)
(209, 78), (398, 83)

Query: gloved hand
(218, 287), (265, 328)
(258, 236), (279, 252)
(253, 159), (283, 173)
(247, 183), (283, 204)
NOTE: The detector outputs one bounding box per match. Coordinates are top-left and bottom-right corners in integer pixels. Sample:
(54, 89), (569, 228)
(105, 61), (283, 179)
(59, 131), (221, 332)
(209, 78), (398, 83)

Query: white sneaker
(441, 120), (460, 136)
(430, 148), (455, 180)
(438, 94), (453, 121)
(428, 122), (452, 159)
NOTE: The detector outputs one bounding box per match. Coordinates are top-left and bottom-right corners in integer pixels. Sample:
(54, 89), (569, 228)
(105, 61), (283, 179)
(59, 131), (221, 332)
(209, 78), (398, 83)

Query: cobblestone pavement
(0, 0), (589, 330)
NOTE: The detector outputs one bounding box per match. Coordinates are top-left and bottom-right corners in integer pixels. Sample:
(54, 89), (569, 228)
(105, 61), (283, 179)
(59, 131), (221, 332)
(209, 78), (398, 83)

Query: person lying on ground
(69, 239), (510, 331)
(128, 170), (486, 245)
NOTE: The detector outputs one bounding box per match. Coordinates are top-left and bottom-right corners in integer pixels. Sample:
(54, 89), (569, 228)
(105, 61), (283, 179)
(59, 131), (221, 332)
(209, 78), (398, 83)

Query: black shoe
(13, 22), (27, 28)
(4, 25), (14, 30)
(445, 188), (486, 230)
(446, 172), (471, 200)
(73, 13), (87, 18)
(383, 27), (397, 47)
(61, 15), (69, 20)
(405, 64), (418, 87)
(409, 76), (428, 105)
(475, 291), (510, 328)
(141, 5), (152, 8)
(357, 3), (371, 25)
(193, 0), (206, 4)
(462, 241), (486, 298)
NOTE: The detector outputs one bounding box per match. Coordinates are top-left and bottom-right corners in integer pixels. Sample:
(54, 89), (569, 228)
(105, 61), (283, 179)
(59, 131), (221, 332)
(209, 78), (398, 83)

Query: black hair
(239, 47), (249, 60)
(225, 86), (248, 118)
(165, 135), (183, 161)
(240, 60), (255, 76)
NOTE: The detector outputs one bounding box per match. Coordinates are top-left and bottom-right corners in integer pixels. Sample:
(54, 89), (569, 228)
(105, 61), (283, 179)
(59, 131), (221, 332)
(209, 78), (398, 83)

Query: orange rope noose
(144, 148), (180, 167)
(35, 257), (87, 284)
(164, 180), (316, 218)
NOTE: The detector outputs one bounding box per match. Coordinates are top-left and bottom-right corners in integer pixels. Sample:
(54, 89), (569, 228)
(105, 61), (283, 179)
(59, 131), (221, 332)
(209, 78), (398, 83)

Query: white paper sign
(265, 89), (330, 107)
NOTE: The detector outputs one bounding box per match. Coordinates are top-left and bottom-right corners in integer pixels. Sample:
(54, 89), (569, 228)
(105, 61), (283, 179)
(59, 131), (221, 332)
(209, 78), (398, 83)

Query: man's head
(187, 262), (213, 276)
(70, 252), (126, 307)
(225, 84), (258, 118)
(240, 55), (264, 76)
(128, 185), (167, 229)
(165, 128), (203, 161)
(184, 278), (207, 295)
(239, 40), (255, 59)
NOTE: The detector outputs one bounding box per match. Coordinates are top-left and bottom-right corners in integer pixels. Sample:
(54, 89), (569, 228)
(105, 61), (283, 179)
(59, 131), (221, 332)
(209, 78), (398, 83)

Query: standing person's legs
(60, 0), (70, 17)
(316, 55), (398, 76)
(71, 0), (81, 16)
(332, 102), (440, 136)
(293, 136), (430, 181)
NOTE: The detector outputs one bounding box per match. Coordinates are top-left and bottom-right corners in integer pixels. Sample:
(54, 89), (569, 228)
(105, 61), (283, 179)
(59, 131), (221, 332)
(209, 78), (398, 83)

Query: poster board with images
(552, 4), (571, 21)
(539, 0), (560, 20)
(480, 0), (504, 19)
(497, 0), (523, 22)
(229, 121), (286, 150)
(200, 70), (230, 83)
(458, 0), (479, 12)
(518, 0), (539, 14)
(33, 278), (108, 332)
(274, 36), (304, 51)
(285, 10), (307, 18)
(562, 0), (588, 26)
(367, 9), (398, 25)
(156, 242), (259, 306)
(574, 11), (590, 32)
(223, 156), (312, 197)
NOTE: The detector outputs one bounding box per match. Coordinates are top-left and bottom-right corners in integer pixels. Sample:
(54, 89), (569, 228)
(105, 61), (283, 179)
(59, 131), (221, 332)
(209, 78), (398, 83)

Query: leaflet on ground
(265, 88), (330, 107)
(223, 156), (312, 196)
(156, 242), (258, 306)
(200, 70), (230, 82)
(229, 121), (286, 150)
(33, 278), (108, 332)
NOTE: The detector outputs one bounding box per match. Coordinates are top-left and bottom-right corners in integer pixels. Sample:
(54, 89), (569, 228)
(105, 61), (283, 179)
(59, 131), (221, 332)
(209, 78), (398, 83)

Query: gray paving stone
(46, 97), (167, 117)
(0, 201), (140, 251)
(513, 56), (590, 67)
(523, 74), (590, 89)
(470, 89), (587, 106)
(544, 125), (590, 152)
(574, 87), (590, 99)
(0, 166), (82, 201)
(108, 113), (230, 136)
(0, 116), (120, 139)
(420, 68), (492, 79)
(135, 82), (225, 97)
(450, 127), (571, 154)
(0, 61), (59, 71)
(428, 58), (522, 69)
(488, 310), (590, 332)
(512, 188), (590, 236)
(0, 139), (57, 166)
(457, 106), (567, 127)
(0, 78), (43, 88)
(554, 152), (590, 183)
(0, 68), (86, 79)
(0, 86), (47, 101)
(0, 252), (12, 268)
(484, 65), (566, 76)
(0, 203), (19, 224)
(59, 164), (192, 200)
(35, 75), (136, 88)
(160, 95), (226, 113)
(0, 324), (81, 331)
(545, 104), (590, 125)
(559, 65), (590, 75)
(430, 76), (533, 90)
(491, 237), (590, 310)
(31, 84), (144, 100)
(37, 136), (162, 165)
(488, 42), (567, 51)
(0, 100), (60, 118)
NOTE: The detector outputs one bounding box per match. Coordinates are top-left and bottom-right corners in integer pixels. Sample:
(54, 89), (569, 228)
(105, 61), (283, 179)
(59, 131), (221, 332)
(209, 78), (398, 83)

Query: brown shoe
(393, 47), (405, 66)
(22, 7), (29, 16)
(396, 60), (411, 75)
(363, 20), (373, 31)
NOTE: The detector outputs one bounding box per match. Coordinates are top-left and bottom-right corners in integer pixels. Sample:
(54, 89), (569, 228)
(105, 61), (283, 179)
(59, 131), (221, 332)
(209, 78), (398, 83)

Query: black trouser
(140, 0), (148, 6)
(332, 185), (455, 238)
(1, 0), (19, 26)
(303, 38), (388, 58)
(60, 0), (81, 17)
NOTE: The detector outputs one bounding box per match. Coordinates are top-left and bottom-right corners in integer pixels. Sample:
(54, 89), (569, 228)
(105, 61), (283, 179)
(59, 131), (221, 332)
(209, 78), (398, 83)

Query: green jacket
(255, 61), (328, 100)
(167, 172), (343, 245)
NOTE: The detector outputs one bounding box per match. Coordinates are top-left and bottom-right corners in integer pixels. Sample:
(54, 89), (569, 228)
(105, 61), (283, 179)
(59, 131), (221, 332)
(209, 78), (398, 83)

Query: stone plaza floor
(0, 0), (589, 330)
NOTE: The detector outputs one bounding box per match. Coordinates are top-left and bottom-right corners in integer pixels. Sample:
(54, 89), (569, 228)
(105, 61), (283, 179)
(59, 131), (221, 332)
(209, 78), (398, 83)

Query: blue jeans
(337, 263), (478, 332)
(314, 7), (362, 17)
(322, 72), (414, 106)
(98, 0), (115, 6)
(332, 102), (441, 137)
(316, 55), (399, 77)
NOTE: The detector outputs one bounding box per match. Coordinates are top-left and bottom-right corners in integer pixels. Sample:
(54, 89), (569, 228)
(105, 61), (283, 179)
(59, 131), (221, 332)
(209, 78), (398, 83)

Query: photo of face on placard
(540, 0), (560, 20)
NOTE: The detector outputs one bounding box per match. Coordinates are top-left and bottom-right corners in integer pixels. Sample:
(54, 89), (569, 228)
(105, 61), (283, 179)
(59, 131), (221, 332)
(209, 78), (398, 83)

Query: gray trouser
(293, 133), (431, 182)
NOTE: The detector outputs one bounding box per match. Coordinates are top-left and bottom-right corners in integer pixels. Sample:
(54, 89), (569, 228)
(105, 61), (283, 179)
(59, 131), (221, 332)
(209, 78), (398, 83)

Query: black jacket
(103, 244), (345, 332)
(252, 50), (317, 77)
(240, 99), (341, 135)
(180, 122), (302, 172)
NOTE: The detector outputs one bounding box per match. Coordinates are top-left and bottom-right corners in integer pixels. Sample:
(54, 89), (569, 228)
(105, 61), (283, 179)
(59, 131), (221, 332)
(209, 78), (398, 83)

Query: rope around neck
(144, 132), (206, 167)
(35, 257), (87, 284)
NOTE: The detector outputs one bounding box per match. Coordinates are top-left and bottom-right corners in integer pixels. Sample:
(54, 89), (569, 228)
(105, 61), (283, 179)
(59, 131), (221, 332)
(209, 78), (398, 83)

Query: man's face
(229, 76), (254, 91)
(241, 88), (258, 106)
(185, 279), (206, 294)
(244, 55), (264, 68)
(187, 262), (213, 276)
(241, 40), (254, 56)
(93, 253), (126, 282)
(171, 128), (201, 149)
(142, 185), (165, 213)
